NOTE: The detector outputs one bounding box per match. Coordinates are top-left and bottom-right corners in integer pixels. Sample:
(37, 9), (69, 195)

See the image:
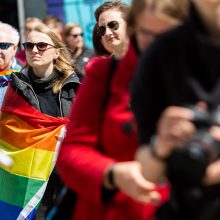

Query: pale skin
(135, 10), (179, 52)
(103, 161), (161, 204)
(25, 31), (60, 78)
(98, 9), (129, 59)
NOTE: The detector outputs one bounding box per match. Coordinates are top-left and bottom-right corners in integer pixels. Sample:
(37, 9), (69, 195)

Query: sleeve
(57, 57), (115, 204)
(131, 44), (166, 145)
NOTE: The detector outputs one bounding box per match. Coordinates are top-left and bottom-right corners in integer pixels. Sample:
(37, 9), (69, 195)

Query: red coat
(57, 44), (169, 220)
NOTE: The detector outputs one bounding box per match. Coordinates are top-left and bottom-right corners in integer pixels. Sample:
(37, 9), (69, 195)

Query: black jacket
(10, 71), (80, 117)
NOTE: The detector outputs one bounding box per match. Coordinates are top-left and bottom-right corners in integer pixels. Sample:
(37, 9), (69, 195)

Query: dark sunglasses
(97, 20), (119, 37)
(70, 33), (83, 38)
(0, 42), (14, 50)
(22, 42), (55, 51)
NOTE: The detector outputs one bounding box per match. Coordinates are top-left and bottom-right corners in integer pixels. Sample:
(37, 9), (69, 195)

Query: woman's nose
(32, 45), (38, 52)
(105, 26), (112, 35)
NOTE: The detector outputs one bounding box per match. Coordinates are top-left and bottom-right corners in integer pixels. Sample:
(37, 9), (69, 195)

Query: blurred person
(16, 17), (43, 65)
(43, 15), (64, 40)
(0, 21), (21, 107)
(132, 0), (220, 219)
(6, 24), (80, 219)
(56, 0), (187, 220)
(64, 23), (94, 79)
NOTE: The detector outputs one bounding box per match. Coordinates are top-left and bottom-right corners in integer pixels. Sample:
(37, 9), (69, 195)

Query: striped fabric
(0, 70), (18, 86)
(0, 85), (68, 220)
(0, 69), (20, 107)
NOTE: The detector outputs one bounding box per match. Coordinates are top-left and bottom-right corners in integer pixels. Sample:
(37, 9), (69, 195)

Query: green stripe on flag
(0, 168), (44, 208)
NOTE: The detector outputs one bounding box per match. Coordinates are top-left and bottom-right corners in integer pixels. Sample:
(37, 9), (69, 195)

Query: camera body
(167, 106), (220, 186)
(166, 106), (220, 218)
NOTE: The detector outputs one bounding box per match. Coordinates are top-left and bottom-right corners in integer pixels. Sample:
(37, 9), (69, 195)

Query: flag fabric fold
(0, 85), (68, 220)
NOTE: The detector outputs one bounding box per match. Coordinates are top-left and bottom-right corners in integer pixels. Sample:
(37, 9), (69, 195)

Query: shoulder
(139, 23), (190, 74)
(84, 56), (112, 78)
(64, 72), (81, 85)
(145, 23), (189, 57)
(10, 71), (26, 81)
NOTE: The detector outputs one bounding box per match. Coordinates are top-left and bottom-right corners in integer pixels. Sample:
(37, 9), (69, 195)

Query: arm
(57, 57), (115, 204)
(131, 46), (195, 184)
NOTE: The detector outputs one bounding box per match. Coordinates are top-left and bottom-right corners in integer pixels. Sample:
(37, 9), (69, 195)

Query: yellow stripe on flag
(0, 146), (54, 181)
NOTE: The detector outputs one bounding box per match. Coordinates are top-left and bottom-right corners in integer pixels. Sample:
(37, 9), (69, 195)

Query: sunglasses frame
(70, 33), (83, 38)
(0, 42), (14, 50)
(22, 42), (56, 52)
(97, 20), (119, 37)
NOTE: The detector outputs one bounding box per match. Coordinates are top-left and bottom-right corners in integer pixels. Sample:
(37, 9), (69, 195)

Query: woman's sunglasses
(70, 33), (83, 38)
(97, 21), (119, 37)
(22, 42), (55, 52)
(0, 42), (14, 50)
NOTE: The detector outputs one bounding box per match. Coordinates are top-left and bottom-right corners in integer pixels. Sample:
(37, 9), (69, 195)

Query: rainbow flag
(0, 85), (68, 219)
(0, 69), (20, 87)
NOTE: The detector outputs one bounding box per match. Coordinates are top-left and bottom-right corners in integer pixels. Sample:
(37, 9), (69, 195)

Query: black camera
(165, 106), (220, 219)
(168, 106), (220, 186)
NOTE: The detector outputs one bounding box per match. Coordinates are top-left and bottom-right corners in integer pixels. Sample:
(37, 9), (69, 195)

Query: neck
(32, 63), (54, 78)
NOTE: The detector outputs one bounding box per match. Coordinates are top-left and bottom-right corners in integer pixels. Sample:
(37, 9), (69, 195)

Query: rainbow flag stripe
(0, 85), (68, 219)
(0, 69), (20, 87)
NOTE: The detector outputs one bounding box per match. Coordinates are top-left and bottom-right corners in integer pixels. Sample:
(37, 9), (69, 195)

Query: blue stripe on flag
(0, 200), (22, 219)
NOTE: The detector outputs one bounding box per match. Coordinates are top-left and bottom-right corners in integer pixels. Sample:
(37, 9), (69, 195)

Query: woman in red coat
(57, 0), (189, 220)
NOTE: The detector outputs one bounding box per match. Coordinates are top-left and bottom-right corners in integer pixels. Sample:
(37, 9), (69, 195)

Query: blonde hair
(64, 23), (82, 37)
(24, 24), (75, 93)
(127, 0), (189, 37)
(25, 17), (42, 25)
(64, 23), (84, 58)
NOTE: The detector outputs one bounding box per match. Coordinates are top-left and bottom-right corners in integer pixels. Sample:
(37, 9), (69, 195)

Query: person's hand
(154, 106), (195, 158)
(203, 126), (220, 186)
(111, 161), (161, 204)
(203, 159), (220, 186)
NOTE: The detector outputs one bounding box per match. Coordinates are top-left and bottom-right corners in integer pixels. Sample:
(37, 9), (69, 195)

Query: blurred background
(0, 0), (131, 49)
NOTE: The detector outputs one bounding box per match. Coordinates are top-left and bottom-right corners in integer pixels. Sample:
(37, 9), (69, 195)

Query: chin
(109, 40), (121, 48)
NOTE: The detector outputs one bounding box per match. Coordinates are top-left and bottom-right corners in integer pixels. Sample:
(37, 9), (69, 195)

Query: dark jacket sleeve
(131, 43), (166, 145)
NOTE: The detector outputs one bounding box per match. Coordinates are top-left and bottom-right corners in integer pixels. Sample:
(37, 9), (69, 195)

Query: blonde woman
(9, 24), (80, 219)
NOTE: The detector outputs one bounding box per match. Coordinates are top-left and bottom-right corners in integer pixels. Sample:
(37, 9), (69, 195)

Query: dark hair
(92, 23), (111, 56)
(95, 0), (130, 22)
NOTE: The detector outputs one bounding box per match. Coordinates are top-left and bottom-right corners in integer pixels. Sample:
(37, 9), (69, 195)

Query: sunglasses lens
(23, 42), (34, 51)
(97, 21), (119, 37)
(0, 43), (12, 50)
(108, 21), (119, 31)
(97, 26), (106, 37)
(37, 42), (48, 51)
(23, 42), (49, 51)
(72, 33), (83, 38)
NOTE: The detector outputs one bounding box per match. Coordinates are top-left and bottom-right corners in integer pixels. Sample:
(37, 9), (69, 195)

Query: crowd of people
(1, 0), (220, 220)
